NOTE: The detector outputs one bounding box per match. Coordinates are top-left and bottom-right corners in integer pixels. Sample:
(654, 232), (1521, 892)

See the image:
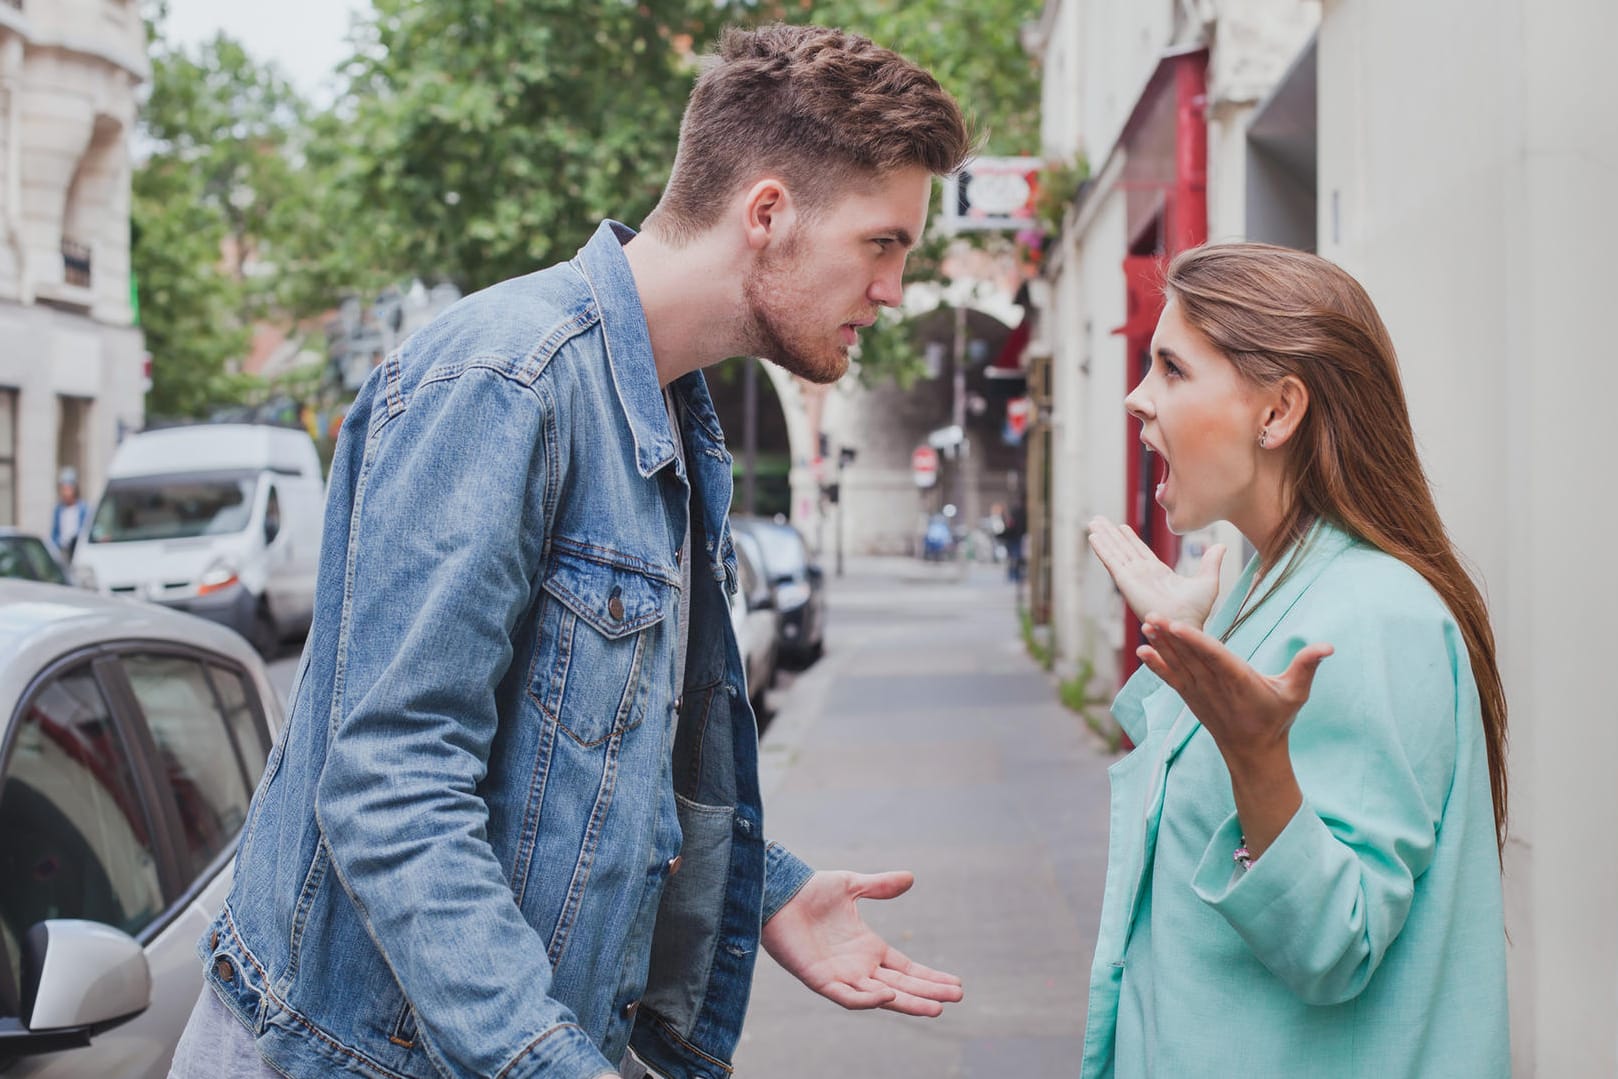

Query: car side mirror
(748, 589), (775, 613)
(0, 920), (152, 1060)
(805, 565), (825, 584)
(264, 516), (280, 545)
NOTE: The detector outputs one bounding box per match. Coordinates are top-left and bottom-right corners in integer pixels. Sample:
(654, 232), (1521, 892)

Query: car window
(0, 536), (61, 584)
(749, 524), (806, 578)
(21, 537), (67, 584)
(122, 653), (253, 877)
(0, 664), (166, 1000)
(208, 663), (267, 787)
(88, 471), (259, 543)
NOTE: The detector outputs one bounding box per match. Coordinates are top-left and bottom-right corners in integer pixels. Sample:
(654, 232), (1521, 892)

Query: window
(0, 536), (67, 584)
(208, 663), (267, 788)
(0, 389), (15, 526)
(57, 395), (90, 492)
(122, 654), (252, 877)
(0, 665), (165, 997)
(88, 471), (259, 544)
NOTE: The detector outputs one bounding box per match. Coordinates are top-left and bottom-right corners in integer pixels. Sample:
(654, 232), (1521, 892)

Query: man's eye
(873, 238), (894, 250)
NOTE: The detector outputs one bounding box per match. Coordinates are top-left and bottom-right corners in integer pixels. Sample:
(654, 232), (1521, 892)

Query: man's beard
(740, 237), (852, 386)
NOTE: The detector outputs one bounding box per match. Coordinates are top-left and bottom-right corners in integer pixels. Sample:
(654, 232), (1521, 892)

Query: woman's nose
(1124, 382), (1152, 420)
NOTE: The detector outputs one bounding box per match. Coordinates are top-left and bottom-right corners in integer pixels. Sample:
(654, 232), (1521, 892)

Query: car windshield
(0, 536), (65, 584)
(749, 525), (805, 578)
(88, 471), (259, 543)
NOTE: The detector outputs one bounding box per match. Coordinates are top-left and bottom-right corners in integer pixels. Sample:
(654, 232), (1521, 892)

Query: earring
(1258, 429), (1270, 448)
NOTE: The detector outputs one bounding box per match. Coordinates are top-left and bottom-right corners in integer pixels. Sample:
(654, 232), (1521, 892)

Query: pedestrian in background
(1085, 243), (1509, 1078)
(170, 24), (969, 1079)
(50, 467), (87, 559)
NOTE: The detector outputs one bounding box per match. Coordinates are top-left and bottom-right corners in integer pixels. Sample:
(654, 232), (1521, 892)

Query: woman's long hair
(1165, 243), (1509, 856)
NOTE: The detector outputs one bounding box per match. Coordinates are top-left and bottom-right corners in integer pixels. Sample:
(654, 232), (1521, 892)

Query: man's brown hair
(644, 24), (973, 241)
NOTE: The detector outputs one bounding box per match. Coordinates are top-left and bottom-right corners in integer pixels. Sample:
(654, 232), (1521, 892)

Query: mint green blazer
(1080, 521), (1508, 1078)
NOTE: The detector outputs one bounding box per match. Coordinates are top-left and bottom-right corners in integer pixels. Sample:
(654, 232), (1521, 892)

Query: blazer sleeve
(1189, 603), (1467, 1006)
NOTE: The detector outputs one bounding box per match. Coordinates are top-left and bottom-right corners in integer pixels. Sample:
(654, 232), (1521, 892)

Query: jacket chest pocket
(530, 547), (672, 747)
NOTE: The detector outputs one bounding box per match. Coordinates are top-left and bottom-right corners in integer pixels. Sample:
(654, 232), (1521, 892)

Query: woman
(1082, 243), (1509, 1078)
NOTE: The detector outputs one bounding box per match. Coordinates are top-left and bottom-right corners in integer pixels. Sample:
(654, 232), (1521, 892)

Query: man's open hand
(761, 870), (964, 1017)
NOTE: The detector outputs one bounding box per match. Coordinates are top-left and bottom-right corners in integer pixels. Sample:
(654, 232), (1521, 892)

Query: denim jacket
(199, 221), (815, 1079)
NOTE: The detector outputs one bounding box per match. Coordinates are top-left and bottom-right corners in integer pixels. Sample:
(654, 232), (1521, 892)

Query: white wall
(1317, 0), (1618, 1072)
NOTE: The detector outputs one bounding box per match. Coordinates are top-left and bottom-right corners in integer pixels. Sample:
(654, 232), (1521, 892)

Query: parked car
(0, 530), (70, 586)
(728, 528), (780, 715)
(0, 580), (284, 1078)
(730, 515), (825, 665)
(73, 424), (325, 656)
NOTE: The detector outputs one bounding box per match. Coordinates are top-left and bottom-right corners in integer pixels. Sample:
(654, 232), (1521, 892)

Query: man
(50, 467), (87, 559)
(172, 24), (972, 1079)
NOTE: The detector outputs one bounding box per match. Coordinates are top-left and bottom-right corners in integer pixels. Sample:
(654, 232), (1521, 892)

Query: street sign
(912, 445), (939, 488)
(941, 156), (1043, 233)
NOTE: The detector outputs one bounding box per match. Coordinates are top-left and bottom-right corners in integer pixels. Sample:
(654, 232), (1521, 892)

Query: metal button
(621, 999), (639, 1019)
(674, 547), (683, 564)
(210, 931), (219, 949)
(215, 958), (235, 982)
(674, 696), (682, 711)
(608, 594), (625, 621)
(667, 855), (683, 876)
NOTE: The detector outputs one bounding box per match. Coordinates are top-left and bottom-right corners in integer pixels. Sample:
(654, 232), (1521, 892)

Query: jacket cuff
(1190, 802), (1320, 918)
(762, 841), (815, 923)
(498, 1022), (617, 1079)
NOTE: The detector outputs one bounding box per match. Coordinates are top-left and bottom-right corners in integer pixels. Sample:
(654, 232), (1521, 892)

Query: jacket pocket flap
(543, 549), (669, 639)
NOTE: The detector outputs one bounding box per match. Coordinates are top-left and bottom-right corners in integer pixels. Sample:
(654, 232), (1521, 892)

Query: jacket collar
(574, 219), (727, 479)
(1212, 517), (1359, 660)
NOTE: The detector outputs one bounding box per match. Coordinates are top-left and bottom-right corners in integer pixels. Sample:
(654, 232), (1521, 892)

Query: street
(270, 558), (1113, 1075)
(738, 559), (1110, 1075)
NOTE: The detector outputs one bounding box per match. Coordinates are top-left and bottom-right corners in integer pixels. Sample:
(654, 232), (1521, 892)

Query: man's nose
(868, 265), (904, 308)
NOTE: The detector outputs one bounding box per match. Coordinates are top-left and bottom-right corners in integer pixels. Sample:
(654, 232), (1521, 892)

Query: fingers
(882, 947), (964, 987)
(873, 965), (966, 1002)
(1277, 643), (1334, 702)
(818, 977), (898, 1011)
(849, 870), (915, 902)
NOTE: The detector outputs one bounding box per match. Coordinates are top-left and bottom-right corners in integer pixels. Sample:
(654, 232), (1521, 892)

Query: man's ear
(1260, 374), (1310, 448)
(742, 178), (796, 253)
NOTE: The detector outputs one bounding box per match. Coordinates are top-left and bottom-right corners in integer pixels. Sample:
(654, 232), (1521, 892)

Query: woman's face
(1124, 296), (1272, 536)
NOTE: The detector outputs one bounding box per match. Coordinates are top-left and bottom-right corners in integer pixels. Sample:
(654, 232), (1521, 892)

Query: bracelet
(1233, 836), (1253, 873)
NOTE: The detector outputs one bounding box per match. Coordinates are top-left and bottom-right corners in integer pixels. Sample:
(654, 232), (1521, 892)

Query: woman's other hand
(1139, 616), (1334, 856)
(1088, 516), (1224, 630)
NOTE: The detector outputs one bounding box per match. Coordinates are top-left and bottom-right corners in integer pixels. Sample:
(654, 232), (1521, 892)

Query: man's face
(741, 165), (932, 385)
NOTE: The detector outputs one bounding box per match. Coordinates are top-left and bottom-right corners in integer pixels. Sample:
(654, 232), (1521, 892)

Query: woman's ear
(1260, 375), (1310, 449)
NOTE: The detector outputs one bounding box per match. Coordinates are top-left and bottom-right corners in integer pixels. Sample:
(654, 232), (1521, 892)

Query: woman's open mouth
(1152, 448), (1170, 505)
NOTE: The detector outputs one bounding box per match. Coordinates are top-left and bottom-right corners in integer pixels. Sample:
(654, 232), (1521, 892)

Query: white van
(73, 424), (325, 654)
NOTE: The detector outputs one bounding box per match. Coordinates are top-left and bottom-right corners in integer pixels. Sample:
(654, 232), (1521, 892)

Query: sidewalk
(734, 557), (1115, 1076)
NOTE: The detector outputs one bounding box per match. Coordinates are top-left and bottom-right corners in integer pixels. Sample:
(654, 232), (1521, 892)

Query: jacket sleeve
(312, 367), (615, 1079)
(1190, 608), (1466, 1006)
(762, 840), (815, 922)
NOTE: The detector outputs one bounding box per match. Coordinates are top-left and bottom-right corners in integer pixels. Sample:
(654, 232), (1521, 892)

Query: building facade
(1032, 0), (1617, 1072)
(0, 0), (147, 534)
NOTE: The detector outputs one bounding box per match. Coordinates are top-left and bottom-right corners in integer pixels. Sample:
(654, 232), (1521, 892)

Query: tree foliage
(132, 0), (1044, 407)
(339, 0), (760, 293)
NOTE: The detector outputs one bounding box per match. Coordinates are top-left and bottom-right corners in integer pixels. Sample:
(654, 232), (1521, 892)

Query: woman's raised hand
(1087, 516), (1225, 630)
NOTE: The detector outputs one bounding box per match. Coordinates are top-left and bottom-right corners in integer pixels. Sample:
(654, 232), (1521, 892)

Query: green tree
(134, 5), (322, 417)
(339, 0), (761, 294)
(800, 0), (1044, 157)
